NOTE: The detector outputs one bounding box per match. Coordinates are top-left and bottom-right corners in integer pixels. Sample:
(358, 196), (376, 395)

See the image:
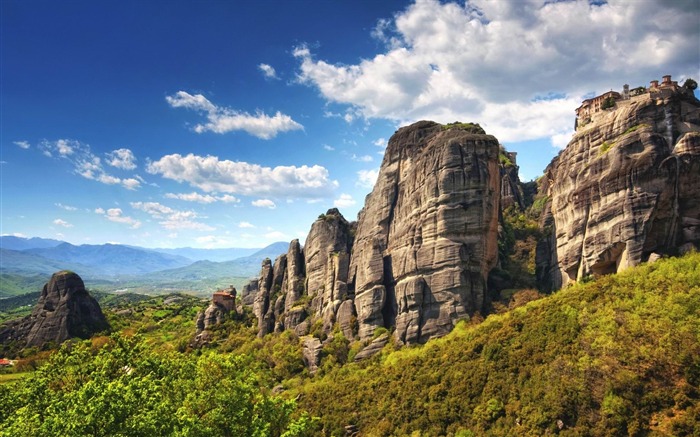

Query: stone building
(212, 286), (237, 312)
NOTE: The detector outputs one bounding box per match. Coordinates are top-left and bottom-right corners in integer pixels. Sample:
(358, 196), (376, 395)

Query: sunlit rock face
(537, 88), (700, 291)
(348, 121), (501, 345)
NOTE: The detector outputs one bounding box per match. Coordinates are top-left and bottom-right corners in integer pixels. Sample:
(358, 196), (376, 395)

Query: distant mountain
(0, 236), (64, 251)
(146, 247), (261, 262)
(142, 241), (291, 283)
(0, 248), (101, 278)
(25, 243), (193, 276)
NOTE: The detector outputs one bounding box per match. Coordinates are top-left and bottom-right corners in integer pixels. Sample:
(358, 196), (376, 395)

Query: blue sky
(2, 0), (698, 249)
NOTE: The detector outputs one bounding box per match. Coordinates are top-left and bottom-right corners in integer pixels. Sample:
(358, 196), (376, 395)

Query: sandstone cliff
(537, 85), (700, 290)
(349, 121), (501, 344)
(244, 122), (502, 349)
(0, 271), (109, 349)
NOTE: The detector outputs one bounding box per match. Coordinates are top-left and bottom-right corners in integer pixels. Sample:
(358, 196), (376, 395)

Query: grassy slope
(294, 254), (700, 436)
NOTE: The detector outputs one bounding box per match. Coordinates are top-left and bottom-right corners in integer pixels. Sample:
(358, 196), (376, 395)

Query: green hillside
(294, 253), (700, 436)
(1, 254), (698, 436)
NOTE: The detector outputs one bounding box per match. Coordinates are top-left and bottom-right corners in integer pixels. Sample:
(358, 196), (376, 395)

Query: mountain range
(0, 237), (287, 297)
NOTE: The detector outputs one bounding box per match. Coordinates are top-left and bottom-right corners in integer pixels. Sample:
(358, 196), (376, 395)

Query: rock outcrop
(0, 271), (109, 349)
(193, 287), (238, 345)
(243, 121), (502, 353)
(349, 121), (501, 344)
(537, 82), (700, 290)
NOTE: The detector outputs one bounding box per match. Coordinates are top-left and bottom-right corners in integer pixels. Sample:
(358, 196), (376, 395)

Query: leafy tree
(0, 334), (316, 436)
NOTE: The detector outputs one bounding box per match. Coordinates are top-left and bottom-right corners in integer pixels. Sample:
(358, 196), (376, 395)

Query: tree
(0, 334), (316, 436)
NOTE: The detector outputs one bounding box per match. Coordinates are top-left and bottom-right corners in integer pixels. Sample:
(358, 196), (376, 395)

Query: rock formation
(244, 121), (502, 352)
(0, 271), (109, 349)
(537, 80), (700, 290)
(349, 121), (501, 344)
(193, 287), (238, 345)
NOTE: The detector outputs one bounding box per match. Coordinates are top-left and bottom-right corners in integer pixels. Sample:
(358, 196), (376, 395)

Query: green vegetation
(0, 334), (316, 436)
(2, 247), (698, 435)
(622, 123), (649, 136)
(441, 122), (486, 134)
(601, 96), (616, 110)
(293, 253), (700, 436)
(600, 140), (614, 154)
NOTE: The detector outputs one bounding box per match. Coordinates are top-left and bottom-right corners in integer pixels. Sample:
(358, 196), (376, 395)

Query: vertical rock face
(349, 121), (501, 344)
(243, 121), (502, 352)
(26, 271), (108, 347)
(253, 258), (275, 337)
(0, 271), (110, 348)
(304, 208), (354, 331)
(537, 88), (700, 290)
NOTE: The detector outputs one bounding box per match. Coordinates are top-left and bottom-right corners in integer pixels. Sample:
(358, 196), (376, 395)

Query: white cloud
(165, 192), (240, 204)
(106, 148), (137, 170)
(40, 139), (141, 190)
(551, 130), (575, 149)
(166, 91), (303, 139)
(130, 201), (214, 231)
(373, 138), (386, 147)
(3, 232), (28, 238)
(14, 140), (30, 149)
(53, 219), (73, 228)
(238, 221), (255, 228)
(95, 208), (142, 229)
(323, 144), (335, 151)
(264, 230), (287, 240)
(258, 63), (279, 79)
(55, 203), (78, 211)
(147, 153), (338, 198)
(252, 199), (276, 209)
(294, 0), (700, 145)
(334, 193), (356, 208)
(351, 154), (373, 162)
(56, 139), (74, 156)
(357, 169), (379, 189)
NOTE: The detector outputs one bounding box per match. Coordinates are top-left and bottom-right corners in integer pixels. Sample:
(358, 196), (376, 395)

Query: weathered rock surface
(353, 333), (390, 361)
(537, 86), (700, 290)
(304, 209), (354, 331)
(349, 121), (501, 344)
(301, 336), (324, 374)
(253, 258), (275, 337)
(0, 271), (109, 349)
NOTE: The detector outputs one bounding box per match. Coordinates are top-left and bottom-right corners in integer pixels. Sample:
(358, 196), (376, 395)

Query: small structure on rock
(193, 285), (238, 346)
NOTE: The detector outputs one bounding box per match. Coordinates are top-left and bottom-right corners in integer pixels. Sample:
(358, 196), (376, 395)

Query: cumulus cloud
(166, 91), (303, 139)
(334, 193), (356, 208)
(238, 221), (255, 228)
(294, 0), (700, 145)
(106, 148), (137, 170)
(323, 144), (335, 151)
(147, 153), (338, 198)
(373, 138), (386, 147)
(252, 199), (276, 209)
(14, 140), (30, 149)
(53, 219), (73, 228)
(258, 63), (279, 79)
(165, 192), (240, 204)
(130, 201), (214, 231)
(41, 139), (141, 190)
(95, 208), (142, 229)
(357, 169), (379, 189)
(55, 203), (77, 211)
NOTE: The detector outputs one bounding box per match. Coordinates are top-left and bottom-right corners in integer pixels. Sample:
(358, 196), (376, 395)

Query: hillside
(291, 253), (700, 436)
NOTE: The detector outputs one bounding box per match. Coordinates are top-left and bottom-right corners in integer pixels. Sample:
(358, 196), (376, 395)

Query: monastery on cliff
(574, 75), (691, 130)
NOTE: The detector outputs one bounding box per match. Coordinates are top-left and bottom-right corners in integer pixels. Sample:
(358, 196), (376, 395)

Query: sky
(2, 0), (698, 249)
